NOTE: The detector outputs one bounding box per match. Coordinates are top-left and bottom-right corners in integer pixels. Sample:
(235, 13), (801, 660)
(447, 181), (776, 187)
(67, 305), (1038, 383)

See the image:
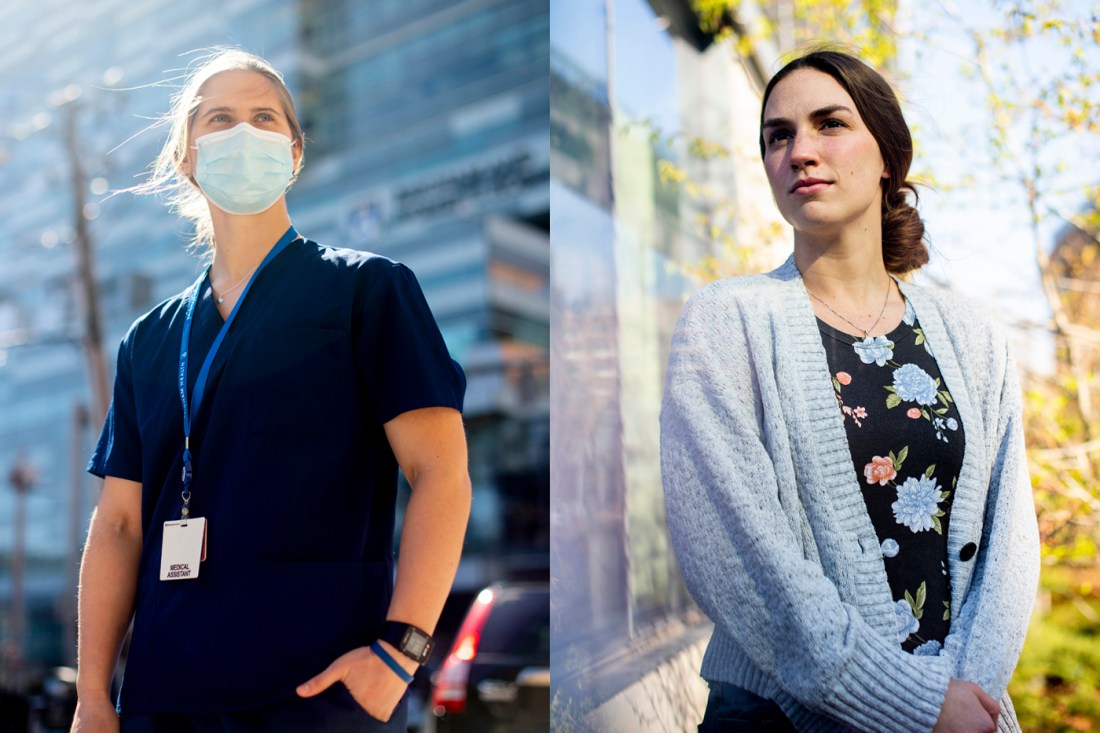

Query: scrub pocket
(698, 681), (795, 732)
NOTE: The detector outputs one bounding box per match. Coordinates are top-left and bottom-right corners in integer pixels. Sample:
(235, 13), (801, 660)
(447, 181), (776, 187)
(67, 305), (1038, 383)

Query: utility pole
(8, 451), (37, 691)
(59, 97), (110, 669)
(62, 100), (110, 428)
(64, 402), (89, 667)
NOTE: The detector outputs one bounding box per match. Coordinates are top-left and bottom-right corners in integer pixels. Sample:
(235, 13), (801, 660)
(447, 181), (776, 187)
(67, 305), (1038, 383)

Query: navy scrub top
(88, 236), (466, 715)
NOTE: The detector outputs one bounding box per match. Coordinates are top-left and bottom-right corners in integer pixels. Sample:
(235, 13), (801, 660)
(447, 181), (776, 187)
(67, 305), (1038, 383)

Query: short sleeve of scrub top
(89, 332), (142, 481)
(358, 261), (466, 423)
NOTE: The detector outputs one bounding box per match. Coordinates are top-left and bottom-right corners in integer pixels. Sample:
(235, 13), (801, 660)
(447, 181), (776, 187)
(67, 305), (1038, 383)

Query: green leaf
(886, 393), (902, 409)
(884, 385), (897, 393)
(832, 377), (841, 392)
(932, 515), (943, 534)
(935, 407), (948, 415)
(897, 446), (909, 466)
(943, 391), (953, 403)
(916, 581), (927, 610)
(914, 329), (925, 345)
(924, 464), (936, 478)
(935, 378), (941, 387)
(905, 590), (915, 609)
(921, 408), (931, 420)
(943, 600), (951, 621)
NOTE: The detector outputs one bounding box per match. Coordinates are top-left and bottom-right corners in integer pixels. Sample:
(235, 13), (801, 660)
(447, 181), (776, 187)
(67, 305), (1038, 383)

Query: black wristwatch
(379, 621), (434, 665)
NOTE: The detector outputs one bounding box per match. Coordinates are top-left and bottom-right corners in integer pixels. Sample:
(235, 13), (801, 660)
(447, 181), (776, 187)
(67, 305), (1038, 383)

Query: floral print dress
(818, 297), (964, 655)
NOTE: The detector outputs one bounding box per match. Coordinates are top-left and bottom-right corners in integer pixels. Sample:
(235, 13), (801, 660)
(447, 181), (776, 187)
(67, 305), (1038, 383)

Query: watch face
(404, 629), (431, 658)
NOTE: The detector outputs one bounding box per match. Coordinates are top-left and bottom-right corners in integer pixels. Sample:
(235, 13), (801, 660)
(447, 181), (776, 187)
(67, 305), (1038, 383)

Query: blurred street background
(0, 1), (549, 731)
(550, 0), (1100, 731)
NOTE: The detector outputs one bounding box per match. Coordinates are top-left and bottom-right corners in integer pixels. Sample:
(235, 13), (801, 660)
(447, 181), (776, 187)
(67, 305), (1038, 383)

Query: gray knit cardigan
(660, 255), (1040, 732)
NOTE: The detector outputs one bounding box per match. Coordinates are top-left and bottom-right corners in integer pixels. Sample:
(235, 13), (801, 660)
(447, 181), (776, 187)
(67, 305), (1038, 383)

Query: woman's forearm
(75, 502), (143, 701)
(387, 465), (472, 635)
(380, 407), (471, 645)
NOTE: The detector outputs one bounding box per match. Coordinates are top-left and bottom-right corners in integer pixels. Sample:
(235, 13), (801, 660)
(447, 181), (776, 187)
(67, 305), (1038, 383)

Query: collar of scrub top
(177, 225), (300, 508)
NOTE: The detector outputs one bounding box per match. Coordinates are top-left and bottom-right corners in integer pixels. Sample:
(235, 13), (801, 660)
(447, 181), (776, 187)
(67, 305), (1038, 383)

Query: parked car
(425, 582), (549, 732)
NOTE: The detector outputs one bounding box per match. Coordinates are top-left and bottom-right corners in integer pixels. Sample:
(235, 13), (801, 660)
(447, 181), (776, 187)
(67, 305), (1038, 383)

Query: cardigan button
(959, 542), (977, 562)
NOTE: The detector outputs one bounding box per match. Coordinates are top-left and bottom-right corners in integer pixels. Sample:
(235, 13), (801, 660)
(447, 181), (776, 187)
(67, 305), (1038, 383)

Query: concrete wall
(584, 632), (710, 732)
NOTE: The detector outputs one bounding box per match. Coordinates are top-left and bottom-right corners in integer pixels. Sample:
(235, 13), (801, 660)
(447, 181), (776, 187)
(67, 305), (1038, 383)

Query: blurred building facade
(0, 0), (548, 687)
(550, 0), (790, 729)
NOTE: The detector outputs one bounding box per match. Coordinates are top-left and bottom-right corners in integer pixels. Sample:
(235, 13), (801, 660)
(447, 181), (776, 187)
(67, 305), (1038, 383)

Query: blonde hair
(132, 48), (305, 255)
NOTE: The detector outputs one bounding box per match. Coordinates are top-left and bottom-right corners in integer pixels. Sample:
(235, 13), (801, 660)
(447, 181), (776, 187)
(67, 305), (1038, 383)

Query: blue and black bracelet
(370, 640), (415, 684)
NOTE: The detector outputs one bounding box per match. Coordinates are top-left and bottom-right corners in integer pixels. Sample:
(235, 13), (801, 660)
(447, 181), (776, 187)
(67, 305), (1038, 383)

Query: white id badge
(160, 517), (207, 581)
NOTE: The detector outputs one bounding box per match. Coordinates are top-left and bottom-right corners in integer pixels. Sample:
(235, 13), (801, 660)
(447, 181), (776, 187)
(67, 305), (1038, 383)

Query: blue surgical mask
(193, 122), (295, 215)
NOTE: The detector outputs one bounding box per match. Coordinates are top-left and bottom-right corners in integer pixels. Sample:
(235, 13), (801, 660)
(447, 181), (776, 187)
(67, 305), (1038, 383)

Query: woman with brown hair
(661, 50), (1039, 732)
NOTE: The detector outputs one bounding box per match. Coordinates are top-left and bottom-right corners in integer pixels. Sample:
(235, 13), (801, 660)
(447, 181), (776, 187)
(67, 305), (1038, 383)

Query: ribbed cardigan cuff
(703, 630), (950, 732)
(815, 631), (950, 732)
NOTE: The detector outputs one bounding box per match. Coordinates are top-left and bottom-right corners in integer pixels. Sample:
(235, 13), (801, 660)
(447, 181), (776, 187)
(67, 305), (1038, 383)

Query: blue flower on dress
(902, 299), (916, 326)
(854, 335), (894, 366)
(895, 598), (919, 642)
(892, 364), (938, 405)
(914, 639), (942, 656)
(881, 538), (900, 558)
(892, 474), (942, 533)
(933, 417), (946, 442)
(933, 415), (960, 443)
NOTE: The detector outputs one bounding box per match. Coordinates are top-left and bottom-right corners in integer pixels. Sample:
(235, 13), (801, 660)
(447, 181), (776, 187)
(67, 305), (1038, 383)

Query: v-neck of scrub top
(185, 239), (298, 401)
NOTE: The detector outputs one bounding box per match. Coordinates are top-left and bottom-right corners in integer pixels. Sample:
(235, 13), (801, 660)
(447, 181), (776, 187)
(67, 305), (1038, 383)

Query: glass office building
(0, 0), (548, 679)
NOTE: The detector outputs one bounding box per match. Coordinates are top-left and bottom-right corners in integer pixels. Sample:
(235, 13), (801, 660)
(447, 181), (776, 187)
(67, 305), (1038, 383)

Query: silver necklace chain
(806, 276), (893, 339)
(211, 265), (258, 304)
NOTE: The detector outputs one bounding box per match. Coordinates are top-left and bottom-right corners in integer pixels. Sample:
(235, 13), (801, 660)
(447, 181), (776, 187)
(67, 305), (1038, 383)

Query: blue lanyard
(176, 226), (299, 515)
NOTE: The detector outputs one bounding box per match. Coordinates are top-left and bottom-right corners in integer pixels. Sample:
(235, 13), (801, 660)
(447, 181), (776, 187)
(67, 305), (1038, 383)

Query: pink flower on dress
(864, 456), (897, 486)
(836, 371), (852, 385)
(853, 406), (867, 420)
(907, 408), (922, 419)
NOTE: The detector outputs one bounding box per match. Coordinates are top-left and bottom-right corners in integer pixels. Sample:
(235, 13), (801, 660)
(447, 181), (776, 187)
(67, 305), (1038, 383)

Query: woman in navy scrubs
(71, 50), (471, 733)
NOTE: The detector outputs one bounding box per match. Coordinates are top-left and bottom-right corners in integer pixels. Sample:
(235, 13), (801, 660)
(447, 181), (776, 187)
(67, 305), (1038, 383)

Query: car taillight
(431, 658), (471, 713)
(431, 588), (496, 715)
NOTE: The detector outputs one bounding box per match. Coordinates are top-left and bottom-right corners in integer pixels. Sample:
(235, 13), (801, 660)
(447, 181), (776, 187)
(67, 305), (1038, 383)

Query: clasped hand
(932, 680), (1000, 733)
(297, 643), (415, 722)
